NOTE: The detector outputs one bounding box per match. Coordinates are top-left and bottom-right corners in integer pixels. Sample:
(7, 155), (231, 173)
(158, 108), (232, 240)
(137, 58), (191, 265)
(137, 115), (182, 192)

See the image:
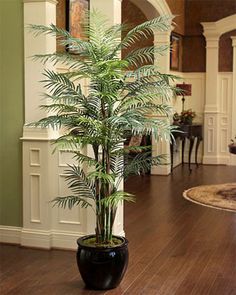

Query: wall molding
(21, 126), (59, 141)
(202, 155), (230, 165)
(0, 226), (85, 250)
(23, 0), (58, 4)
(0, 226), (125, 250)
(0, 226), (22, 244)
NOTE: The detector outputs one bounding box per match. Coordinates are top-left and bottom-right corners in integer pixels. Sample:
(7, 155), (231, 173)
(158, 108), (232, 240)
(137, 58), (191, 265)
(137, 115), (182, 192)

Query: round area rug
(183, 183), (236, 212)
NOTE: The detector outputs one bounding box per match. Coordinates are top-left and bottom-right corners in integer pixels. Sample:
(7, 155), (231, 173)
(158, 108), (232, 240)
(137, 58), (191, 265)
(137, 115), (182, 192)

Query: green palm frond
(73, 151), (102, 168)
(118, 102), (173, 117)
(42, 69), (76, 96)
(28, 23), (71, 38)
(124, 45), (169, 68)
(122, 15), (173, 49)
(100, 191), (135, 209)
(88, 171), (115, 185)
(65, 164), (96, 198)
(124, 152), (167, 178)
(33, 52), (77, 66)
(112, 145), (152, 156)
(40, 103), (82, 115)
(28, 115), (73, 129)
(52, 195), (92, 209)
(42, 92), (84, 105)
(130, 118), (175, 141)
(110, 155), (124, 175)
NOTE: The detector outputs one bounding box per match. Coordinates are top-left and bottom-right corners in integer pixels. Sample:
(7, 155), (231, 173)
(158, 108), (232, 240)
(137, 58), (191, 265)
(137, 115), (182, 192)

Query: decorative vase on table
(181, 117), (193, 125)
(180, 109), (196, 125)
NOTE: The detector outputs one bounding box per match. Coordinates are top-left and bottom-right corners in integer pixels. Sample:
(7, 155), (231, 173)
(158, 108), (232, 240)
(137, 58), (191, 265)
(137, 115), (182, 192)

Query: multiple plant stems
(29, 10), (178, 245)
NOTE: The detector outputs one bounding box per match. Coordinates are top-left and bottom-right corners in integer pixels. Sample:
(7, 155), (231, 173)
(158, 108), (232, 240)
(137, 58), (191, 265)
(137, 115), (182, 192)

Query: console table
(170, 124), (203, 173)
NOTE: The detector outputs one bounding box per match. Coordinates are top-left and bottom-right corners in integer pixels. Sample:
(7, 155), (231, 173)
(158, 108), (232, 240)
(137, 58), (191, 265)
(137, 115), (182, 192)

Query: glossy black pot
(76, 235), (129, 290)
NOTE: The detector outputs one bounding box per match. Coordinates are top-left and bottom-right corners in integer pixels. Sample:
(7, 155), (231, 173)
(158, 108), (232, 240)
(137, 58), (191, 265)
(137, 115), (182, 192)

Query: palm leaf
(52, 195), (92, 209)
(65, 164), (96, 198)
(100, 191), (135, 209)
(124, 45), (169, 68)
(124, 152), (167, 178)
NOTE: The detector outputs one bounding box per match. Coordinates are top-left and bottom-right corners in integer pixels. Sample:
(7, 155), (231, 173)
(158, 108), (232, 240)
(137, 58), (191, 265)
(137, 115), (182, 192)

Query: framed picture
(66, 0), (89, 39)
(170, 33), (181, 71)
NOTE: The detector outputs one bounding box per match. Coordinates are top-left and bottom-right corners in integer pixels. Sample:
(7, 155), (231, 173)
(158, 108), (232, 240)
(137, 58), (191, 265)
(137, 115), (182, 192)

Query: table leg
(170, 142), (174, 172)
(195, 137), (202, 167)
(182, 138), (185, 164)
(188, 137), (195, 173)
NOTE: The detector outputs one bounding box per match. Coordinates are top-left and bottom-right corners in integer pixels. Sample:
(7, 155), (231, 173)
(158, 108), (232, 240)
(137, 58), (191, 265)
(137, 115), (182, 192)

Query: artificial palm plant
(30, 10), (177, 246)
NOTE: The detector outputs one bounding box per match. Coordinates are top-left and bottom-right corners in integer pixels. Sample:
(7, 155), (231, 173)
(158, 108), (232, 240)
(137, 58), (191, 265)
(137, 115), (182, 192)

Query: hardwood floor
(1, 165), (236, 294)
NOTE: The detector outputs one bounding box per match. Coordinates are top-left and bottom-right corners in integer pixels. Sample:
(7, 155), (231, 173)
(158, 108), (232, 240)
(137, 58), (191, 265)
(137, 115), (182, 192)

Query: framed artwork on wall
(66, 0), (89, 39)
(170, 33), (181, 71)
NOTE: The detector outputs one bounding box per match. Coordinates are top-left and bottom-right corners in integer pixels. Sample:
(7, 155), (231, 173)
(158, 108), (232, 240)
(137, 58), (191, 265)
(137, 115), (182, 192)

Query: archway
(129, 0), (171, 19)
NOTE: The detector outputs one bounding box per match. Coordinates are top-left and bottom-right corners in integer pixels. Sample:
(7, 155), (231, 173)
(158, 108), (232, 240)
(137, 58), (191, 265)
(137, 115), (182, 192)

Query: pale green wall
(0, 0), (24, 226)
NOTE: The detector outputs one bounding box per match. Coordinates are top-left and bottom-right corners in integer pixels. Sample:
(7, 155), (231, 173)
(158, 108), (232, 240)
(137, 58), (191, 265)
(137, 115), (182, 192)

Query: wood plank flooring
(1, 165), (236, 294)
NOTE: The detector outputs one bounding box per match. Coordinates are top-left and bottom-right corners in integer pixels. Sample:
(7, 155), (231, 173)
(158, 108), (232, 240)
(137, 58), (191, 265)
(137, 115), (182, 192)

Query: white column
(151, 30), (172, 175)
(230, 37), (236, 165)
(24, 0), (57, 124)
(201, 22), (221, 164)
(22, 0), (124, 249)
(22, 0), (58, 249)
(22, 0), (88, 249)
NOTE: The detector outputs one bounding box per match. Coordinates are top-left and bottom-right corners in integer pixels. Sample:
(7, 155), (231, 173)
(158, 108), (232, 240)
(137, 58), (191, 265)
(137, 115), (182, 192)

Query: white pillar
(24, 0), (57, 124)
(22, 0), (58, 249)
(22, 0), (124, 249)
(151, 30), (172, 175)
(22, 0), (92, 249)
(201, 22), (221, 164)
(230, 37), (236, 165)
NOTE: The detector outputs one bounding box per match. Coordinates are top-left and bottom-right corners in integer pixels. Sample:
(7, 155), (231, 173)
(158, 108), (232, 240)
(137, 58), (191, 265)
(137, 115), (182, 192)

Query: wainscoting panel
(203, 73), (232, 164)
(207, 127), (214, 153)
(30, 174), (41, 223)
(58, 149), (75, 167)
(30, 148), (40, 167)
(21, 135), (90, 248)
(218, 73), (232, 164)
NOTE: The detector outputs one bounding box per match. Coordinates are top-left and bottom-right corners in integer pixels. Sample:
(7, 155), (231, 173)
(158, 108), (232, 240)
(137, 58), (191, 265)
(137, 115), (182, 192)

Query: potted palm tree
(29, 10), (177, 290)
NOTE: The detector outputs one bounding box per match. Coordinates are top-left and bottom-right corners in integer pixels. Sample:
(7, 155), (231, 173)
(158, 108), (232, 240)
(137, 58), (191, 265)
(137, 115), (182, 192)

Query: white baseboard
(0, 226), (126, 250)
(0, 226), (85, 250)
(203, 155), (230, 165)
(151, 165), (171, 175)
(51, 230), (85, 250)
(21, 228), (52, 249)
(229, 154), (236, 166)
(0, 226), (22, 244)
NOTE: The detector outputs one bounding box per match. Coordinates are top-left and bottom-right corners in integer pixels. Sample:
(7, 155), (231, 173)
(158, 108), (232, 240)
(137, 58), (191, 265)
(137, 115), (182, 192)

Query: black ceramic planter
(77, 235), (129, 290)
